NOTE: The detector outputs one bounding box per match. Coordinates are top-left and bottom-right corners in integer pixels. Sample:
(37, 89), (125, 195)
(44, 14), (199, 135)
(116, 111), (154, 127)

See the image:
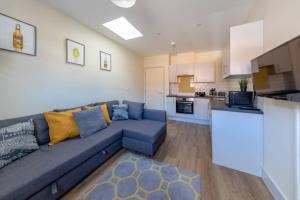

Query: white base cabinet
(194, 98), (209, 121)
(166, 97), (210, 125)
(166, 97), (176, 116)
(212, 110), (263, 177)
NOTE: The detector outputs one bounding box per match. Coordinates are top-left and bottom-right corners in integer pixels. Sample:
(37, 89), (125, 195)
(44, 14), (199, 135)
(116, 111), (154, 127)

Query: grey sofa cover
(110, 109), (167, 155)
(0, 126), (123, 200)
(0, 103), (167, 200)
(111, 120), (165, 143)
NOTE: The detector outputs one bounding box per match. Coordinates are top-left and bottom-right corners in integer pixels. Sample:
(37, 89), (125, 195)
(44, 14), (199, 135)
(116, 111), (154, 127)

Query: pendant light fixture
(111, 0), (136, 8)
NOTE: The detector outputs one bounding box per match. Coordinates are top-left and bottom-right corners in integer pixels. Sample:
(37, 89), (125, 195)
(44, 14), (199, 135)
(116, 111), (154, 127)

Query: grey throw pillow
(112, 104), (129, 121)
(123, 100), (145, 120)
(0, 119), (39, 169)
(73, 108), (107, 138)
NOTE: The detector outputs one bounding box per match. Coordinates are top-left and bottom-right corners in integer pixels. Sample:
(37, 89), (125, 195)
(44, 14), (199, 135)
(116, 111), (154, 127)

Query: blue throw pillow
(73, 108), (107, 138)
(112, 104), (129, 121)
(123, 100), (145, 120)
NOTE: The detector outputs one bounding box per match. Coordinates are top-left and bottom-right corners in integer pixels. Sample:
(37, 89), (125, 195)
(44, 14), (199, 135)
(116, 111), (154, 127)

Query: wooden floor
(62, 120), (273, 200)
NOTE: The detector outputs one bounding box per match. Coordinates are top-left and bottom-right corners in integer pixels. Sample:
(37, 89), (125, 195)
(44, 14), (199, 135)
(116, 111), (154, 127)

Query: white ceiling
(42, 0), (257, 56)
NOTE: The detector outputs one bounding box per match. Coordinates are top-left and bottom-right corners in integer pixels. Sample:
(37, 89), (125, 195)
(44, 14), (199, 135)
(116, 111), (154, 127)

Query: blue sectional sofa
(0, 100), (167, 200)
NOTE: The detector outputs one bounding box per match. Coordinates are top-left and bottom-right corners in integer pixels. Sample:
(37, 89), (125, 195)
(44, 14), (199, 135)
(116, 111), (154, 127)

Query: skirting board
(262, 168), (287, 200)
(168, 116), (209, 125)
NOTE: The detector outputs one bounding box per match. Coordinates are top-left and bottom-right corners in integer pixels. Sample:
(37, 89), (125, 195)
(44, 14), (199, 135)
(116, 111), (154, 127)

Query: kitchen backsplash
(170, 77), (253, 95)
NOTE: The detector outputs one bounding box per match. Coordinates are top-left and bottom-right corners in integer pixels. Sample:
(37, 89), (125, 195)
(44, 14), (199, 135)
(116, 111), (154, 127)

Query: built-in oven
(176, 97), (194, 114)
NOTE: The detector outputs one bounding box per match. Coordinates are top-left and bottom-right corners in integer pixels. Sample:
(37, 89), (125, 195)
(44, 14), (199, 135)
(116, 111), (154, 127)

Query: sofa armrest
(143, 109), (167, 122)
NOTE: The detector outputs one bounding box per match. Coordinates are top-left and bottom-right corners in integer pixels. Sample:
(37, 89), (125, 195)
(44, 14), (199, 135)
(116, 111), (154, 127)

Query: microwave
(228, 91), (254, 108)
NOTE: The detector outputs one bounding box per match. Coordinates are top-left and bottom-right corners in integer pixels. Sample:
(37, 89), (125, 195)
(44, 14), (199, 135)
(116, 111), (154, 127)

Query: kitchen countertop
(166, 94), (210, 99)
(210, 100), (263, 114)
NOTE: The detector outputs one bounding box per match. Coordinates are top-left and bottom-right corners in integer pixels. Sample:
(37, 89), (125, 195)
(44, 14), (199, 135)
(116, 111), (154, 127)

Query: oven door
(176, 98), (194, 114)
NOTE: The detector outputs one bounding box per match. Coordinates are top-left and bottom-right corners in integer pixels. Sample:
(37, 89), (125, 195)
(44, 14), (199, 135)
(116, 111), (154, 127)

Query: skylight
(103, 17), (143, 40)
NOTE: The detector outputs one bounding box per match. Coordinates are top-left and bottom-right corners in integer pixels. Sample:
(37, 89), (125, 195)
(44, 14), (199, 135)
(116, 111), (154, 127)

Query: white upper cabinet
(223, 21), (263, 78)
(176, 64), (194, 76)
(194, 63), (215, 82)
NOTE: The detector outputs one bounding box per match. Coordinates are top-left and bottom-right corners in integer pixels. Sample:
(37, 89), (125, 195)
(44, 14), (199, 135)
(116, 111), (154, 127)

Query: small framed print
(66, 39), (85, 66)
(0, 13), (37, 56)
(100, 51), (112, 71)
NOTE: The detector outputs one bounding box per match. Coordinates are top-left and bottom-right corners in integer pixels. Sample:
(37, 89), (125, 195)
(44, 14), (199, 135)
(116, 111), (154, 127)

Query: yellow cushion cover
(44, 108), (81, 145)
(84, 104), (112, 124)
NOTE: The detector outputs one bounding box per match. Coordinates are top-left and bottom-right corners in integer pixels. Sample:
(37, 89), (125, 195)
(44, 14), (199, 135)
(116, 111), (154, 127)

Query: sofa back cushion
(0, 119), (39, 169)
(44, 108), (81, 145)
(73, 108), (107, 138)
(92, 100), (119, 119)
(0, 114), (50, 145)
(123, 100), (145, 120)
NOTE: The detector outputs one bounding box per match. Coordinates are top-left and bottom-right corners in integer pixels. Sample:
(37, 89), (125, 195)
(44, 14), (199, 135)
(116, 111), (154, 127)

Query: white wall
(248, 0), (300, 52)
(0, 0), (144, 120)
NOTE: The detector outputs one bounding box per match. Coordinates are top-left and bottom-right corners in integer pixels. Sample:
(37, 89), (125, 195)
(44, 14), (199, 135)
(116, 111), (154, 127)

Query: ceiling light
(103, 17), (143, 40)
(111, 0), (136, 8)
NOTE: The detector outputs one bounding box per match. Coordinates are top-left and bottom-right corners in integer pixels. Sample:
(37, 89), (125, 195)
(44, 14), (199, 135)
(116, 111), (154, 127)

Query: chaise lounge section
(0, 100), (167, 200)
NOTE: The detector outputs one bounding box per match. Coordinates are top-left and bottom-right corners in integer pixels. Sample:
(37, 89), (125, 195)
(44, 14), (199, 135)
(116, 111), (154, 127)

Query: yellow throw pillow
(85, 104), (112, 125)
(44, 108), (81, 145)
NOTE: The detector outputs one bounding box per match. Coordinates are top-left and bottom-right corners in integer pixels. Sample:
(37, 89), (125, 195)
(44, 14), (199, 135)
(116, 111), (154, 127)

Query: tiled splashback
(170, 78), (253, 95)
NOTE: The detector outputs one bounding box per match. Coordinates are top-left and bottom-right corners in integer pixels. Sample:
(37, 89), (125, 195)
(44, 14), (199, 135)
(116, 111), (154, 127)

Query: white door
(145, 67), (165, 110)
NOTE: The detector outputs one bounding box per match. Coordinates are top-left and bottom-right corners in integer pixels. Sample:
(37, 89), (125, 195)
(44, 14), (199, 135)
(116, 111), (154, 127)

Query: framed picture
(100, 51), (112, 71)
(66, 39), (85, 66)
(0, 13), (37, 56)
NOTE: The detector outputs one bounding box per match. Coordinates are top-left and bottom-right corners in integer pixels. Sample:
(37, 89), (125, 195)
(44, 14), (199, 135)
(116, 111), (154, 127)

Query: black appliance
(209, 88), (217, 96)
(228, 91), (254, 108)
(195, 92), (206, 97)
(251, 35), (300, 102)
(176, 97), (194, 114)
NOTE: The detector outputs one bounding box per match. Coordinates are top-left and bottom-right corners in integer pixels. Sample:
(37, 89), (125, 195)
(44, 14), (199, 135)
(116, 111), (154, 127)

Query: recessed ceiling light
(103, 17), (143, 40)
(111, 0), (136, 8)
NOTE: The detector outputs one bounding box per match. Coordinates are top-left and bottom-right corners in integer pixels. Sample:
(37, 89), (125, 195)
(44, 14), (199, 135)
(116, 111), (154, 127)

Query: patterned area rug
(80, 153), (201, 200)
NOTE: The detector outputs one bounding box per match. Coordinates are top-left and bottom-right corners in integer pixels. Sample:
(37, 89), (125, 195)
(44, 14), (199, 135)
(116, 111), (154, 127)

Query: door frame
(144, 66), (165, 110)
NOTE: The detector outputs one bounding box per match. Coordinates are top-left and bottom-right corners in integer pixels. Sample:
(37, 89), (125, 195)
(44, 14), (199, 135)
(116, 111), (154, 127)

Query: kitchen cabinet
(212, 110), (263, 177)
(166, 97), (176, 116)
(273, 44), (293, 73)
(257, 52), (273, 67)
(251, 59), (259, 73)
(194, 63), (215, 82)
(223, 20), (263, 78)
(168, 65), (177, 82)
(194, 98), (209, 121)
(222, 46), (230, 78)
(176, 64), (194, 76)
(288, 37), (300, 89)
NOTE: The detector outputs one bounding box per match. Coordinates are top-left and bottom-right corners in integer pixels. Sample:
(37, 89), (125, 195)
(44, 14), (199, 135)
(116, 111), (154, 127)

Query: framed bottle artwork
(0, 13), (37, 56)
(100, 51), (112, 71)
(66, 39), (85, 66)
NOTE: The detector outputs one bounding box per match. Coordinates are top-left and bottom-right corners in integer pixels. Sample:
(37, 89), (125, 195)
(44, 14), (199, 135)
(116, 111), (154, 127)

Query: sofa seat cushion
(111, 120), (166, 144)
(0, 126), (122, 200)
